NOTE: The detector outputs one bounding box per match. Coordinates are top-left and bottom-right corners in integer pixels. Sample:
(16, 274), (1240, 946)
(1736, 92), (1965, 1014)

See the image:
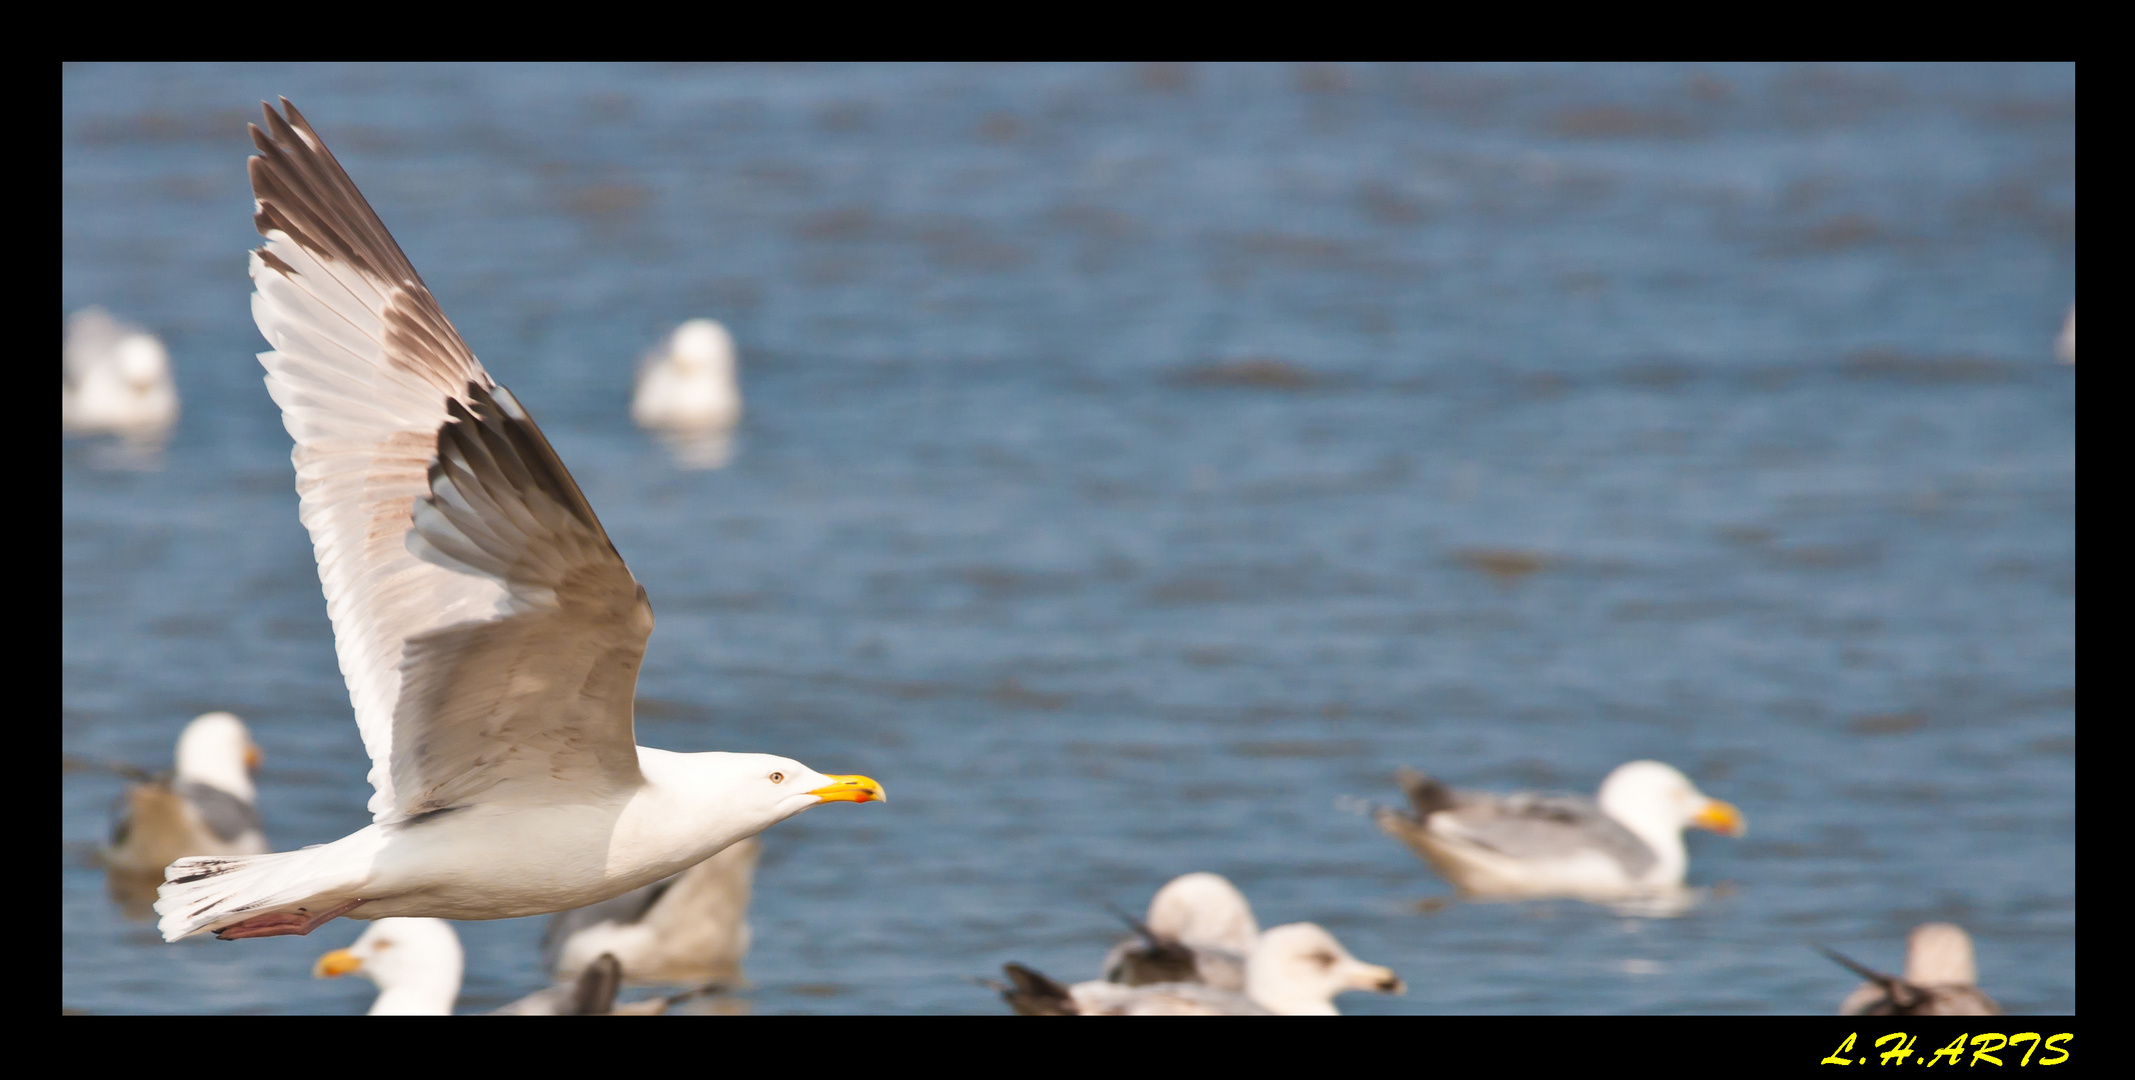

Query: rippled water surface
(62, 62), (2075, 1015)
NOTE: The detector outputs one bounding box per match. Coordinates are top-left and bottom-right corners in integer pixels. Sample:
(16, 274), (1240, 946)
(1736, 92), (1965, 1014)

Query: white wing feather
(246, 98), (650, 823)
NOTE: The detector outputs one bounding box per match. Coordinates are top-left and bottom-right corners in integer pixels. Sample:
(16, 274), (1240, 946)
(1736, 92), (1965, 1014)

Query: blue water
(62, 62), (2074, 1014)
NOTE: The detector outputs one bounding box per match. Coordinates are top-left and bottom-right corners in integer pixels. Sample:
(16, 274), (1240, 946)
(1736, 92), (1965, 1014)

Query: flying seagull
(155, 99), (881, 943)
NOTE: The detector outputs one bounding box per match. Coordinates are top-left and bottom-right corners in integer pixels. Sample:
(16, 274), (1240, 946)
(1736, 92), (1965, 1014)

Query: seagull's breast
(358, 798), (642, 920)
(602, 783), (763, 884)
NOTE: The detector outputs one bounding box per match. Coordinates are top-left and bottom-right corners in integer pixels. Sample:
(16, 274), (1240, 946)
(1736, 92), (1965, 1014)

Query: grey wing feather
(171, 781), (264, 843)
(391, 386), (652, 816)
(1442, 792), (1659, 878)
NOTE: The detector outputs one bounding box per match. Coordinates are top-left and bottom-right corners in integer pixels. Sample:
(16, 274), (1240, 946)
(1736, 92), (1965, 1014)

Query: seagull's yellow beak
(810, 775), (885, 804)
(314, 949), (362, 978)
(1692, 799), (1746, 837)
(245, 743), (264, 773)
(1350, 965), (1406, 995)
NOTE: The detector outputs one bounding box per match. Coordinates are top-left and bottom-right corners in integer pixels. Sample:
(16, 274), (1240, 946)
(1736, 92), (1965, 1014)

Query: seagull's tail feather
(998, 963), (1079, 1015)
(153, 846), (345, 942)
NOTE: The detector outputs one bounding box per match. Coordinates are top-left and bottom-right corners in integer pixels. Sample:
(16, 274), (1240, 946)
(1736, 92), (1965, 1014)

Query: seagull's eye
(769, 771), (785, 784)
(1309, 951), (1335, 968)
(373, 940), (394, 951)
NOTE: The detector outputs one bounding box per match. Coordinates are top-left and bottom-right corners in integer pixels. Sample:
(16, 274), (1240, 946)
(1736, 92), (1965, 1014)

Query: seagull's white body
(153, 99), (879, 944)
(62, 307), (179, 434)
(216, 751), (807, 926)
(1376, 760), (1745, 900)
(632, 319), (742, 431)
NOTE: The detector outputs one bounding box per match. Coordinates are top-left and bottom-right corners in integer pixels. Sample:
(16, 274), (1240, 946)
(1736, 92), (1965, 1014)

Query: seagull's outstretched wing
(247, 98), (650, 822)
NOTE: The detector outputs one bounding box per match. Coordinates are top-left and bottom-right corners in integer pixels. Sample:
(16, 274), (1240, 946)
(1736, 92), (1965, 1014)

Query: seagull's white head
(671, 318), (737, 375)
(173, 711), (261, 803)
(1597, 760), (1745, 839)
(315, 917), (463, 1015)
(653, 751), (884, 841)
(1244, 923), (1405, 1015)
(115, 333), (169, 388)
(1904, 922), (1979, 985)
(752, 754), (885, 817)
(1146, 872), (1259, 953)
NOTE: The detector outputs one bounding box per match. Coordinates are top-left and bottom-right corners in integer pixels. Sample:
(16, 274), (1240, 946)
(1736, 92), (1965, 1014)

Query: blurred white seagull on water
(996, 923), (1403, 1016)
(62, 307), (179, 436)
(1099, 871), (1260, 991)
(314, 917), (464, 1015)
(1827, 922), (2002, 1016)
(102, 712), (268, 914)
(154, 99), (881, 944)
(315, 917), (707, 1015)
(1375, 760), (1743, 901)
(632, 319), (742, 469)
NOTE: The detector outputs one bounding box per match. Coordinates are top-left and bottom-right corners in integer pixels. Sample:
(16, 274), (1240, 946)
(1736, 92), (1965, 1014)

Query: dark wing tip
(1395, 766), (1457, 816)
(567, 953), (625, 1015)
(1101, 900), (1155, 939)
(256, 247), (298, 278)
(999, 963), (1077, 1015)
(1099, 901), (1196, 979)
(243, 94), (429, 293)
(1817, 943), (1920, 1008)
(459, 380), (612, 541)
(1815, 943), (1886, 981)
(258, 97), (301, 150)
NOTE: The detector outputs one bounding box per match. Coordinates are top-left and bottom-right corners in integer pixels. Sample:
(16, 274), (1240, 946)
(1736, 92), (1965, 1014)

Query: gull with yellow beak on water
(1375, 760), (1744, 901)
(102, 712), (269, 915)
(315, 917), (464, 1015)
(154, 99), (881, 943)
